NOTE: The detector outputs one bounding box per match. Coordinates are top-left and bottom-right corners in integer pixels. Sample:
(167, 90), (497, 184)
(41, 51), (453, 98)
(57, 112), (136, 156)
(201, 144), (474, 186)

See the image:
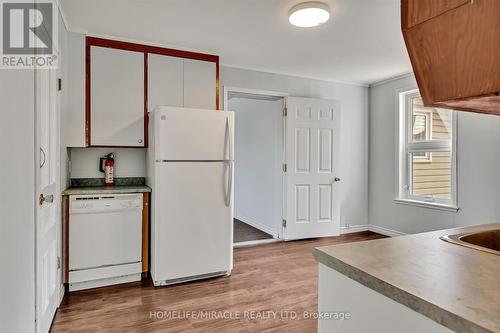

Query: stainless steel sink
(441, 229), (500, 255)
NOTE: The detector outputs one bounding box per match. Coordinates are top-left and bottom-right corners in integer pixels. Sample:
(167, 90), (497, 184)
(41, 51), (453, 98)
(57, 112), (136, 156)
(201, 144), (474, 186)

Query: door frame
(223, 86), (288, 243)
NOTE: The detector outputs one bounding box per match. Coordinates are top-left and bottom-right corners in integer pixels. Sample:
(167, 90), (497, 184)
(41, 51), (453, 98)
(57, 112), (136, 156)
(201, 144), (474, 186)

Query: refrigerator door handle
(227, 161), (233, 207)
(224, 117), (233, 207)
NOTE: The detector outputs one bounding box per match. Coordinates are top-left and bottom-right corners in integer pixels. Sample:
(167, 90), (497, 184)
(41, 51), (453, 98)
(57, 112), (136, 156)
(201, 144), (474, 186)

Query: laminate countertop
(313, 223), (500, 333)
(62, 185), (151, 196)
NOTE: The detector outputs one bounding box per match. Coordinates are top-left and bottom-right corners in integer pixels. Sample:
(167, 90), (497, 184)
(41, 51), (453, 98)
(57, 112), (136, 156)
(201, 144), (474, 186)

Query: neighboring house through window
(396, 89), (458, 210)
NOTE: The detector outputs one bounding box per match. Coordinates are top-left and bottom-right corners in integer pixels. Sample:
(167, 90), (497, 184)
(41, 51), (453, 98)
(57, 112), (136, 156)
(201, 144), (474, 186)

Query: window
(397, 90), (457, 210)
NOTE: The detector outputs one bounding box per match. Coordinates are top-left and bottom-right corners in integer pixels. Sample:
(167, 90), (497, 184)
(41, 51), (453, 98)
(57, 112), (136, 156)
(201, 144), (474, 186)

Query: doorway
(225, 87), (287, 245)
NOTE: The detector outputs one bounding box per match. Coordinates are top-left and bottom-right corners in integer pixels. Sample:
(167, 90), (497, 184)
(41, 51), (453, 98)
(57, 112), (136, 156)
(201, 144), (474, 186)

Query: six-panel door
(285, 97), (341, 240)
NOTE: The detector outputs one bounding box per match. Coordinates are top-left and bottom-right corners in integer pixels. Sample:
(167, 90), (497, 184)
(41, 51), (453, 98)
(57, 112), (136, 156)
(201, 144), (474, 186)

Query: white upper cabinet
(90, 46), (145, 147)
(148, 54), (183, 111)
(63, 36), (218, 148)
(183, 59), (217, 110)
(149, 56), (217, 111)
(65, 33), (86, 147)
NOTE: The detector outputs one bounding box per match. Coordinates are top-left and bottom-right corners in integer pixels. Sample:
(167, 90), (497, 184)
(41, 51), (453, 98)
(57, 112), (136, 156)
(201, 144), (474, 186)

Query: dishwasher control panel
(70, 193), (143, 214)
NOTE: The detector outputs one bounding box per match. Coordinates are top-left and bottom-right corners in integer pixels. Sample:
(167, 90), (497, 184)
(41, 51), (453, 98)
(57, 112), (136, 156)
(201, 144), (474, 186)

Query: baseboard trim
(340, 224), (369, 234)
(369, 225), (406, 237)
(340, 224), (406, 237)
(235, 215), (279, 238)
(59, 283), (65, 304)
(234, 238), (282, 248)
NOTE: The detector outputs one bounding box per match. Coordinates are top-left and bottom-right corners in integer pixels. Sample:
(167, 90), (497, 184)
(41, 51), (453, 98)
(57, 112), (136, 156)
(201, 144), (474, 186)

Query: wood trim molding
(216, 61), (220, 110)
(86, 36), (219, 62)
(144, 53), (149, 147)
(85, 40), (91, 147)
(142, 192), (149, 273)
(64, 195), (69, 283)
(85, 36), (220, 147)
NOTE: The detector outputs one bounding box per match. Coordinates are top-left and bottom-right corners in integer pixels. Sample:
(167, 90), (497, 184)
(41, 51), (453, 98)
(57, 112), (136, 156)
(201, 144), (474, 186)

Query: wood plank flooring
(51, 231), (385, 333)
(233, 219), (273, 243)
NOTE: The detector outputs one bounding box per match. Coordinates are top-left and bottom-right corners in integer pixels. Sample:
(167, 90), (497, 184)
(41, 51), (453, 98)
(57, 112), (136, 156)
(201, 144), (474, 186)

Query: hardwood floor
(51, 232), (385, 333)
(233, 219), (273, 243)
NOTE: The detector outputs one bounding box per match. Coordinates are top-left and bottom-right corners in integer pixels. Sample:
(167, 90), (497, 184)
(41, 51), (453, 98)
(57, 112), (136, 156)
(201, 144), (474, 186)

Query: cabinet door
(183, 59), (217, 109)
(90, 46), (145, 147)
(401, 0), (470, 29)
(403, 0), (500, 107)
(148, 54), (183, 111)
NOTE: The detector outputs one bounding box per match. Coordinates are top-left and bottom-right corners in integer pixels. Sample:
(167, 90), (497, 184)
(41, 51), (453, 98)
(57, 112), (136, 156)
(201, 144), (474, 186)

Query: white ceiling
(60, 0), (412, 85)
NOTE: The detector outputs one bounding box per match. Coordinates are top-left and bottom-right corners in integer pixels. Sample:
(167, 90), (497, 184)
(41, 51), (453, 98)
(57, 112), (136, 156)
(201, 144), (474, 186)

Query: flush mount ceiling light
(289, 2), (330, 28)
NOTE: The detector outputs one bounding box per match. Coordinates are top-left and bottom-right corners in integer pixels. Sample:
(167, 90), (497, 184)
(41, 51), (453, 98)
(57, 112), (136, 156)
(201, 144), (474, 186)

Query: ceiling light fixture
(289, 2), (330, 28)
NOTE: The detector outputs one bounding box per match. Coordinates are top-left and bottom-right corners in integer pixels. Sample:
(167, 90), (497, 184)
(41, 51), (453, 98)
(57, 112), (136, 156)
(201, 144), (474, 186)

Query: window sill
(394, 198), (459, 212)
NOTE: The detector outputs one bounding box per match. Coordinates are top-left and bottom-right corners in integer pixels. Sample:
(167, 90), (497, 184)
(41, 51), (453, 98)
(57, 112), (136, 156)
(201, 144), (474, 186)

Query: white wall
(369, 74), (500, 234)
(69, 148), (146, 178)
(229, 96), (284, 237)
(221, 66), (370, 229)
(0, 71), (36, 333)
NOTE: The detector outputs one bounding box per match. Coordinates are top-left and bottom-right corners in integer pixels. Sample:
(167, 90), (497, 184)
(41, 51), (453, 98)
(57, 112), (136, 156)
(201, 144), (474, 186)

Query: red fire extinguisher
(99, 153), (115, 186)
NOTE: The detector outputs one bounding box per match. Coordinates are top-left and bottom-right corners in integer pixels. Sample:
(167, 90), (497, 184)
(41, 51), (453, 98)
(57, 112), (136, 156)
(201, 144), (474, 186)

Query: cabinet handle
(138, 139), (143, 144)
(40, 147), (46, 168)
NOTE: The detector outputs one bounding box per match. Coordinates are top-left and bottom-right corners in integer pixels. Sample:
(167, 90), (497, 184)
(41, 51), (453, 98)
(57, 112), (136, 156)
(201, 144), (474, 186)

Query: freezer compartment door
(155, 107), (234, 161)
(153, 162), (233, 282)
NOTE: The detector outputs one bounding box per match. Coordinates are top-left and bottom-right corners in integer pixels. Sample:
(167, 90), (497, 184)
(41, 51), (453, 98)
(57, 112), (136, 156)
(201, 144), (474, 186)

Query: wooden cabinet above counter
(64, 34), (219, 148)
(401, 0), (470, 29)
(402, 0), (500, 115)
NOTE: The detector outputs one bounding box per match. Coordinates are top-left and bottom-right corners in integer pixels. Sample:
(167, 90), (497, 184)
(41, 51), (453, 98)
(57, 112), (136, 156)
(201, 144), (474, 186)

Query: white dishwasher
(69, 193), (143, 291)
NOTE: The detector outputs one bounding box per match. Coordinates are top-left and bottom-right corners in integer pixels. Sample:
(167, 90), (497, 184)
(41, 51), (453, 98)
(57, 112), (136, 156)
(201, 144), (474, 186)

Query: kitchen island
(313, 223), (500, 333)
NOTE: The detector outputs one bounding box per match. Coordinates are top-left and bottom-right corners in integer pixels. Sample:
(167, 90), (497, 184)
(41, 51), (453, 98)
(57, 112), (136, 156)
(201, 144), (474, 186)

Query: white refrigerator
(147, 106), (234, 286)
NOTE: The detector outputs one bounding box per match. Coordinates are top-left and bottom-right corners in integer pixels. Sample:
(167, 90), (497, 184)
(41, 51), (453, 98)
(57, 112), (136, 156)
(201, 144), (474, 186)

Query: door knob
(39, 194), (54, 206)
(334, 177), (341, 183)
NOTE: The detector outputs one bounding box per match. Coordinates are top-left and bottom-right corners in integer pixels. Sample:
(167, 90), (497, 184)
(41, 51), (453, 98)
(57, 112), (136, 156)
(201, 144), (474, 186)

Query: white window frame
(395, 89), (458, 212)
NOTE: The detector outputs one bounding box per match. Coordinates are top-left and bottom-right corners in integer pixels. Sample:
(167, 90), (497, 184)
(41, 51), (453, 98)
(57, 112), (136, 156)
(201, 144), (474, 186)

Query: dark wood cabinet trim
(142, 192), (149, 273)
(86, 37), (219, 63)
(85, 41), (91, 147)
(85, 36), (220, 148)
(64, 195), (69, 283)
(144, 53), (149, 148)
(216, 62), (220, 110)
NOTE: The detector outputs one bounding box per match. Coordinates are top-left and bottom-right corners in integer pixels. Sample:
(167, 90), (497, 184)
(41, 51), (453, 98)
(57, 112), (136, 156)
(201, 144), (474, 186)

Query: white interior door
(35, 69), (60, 332)
(284, 97), (341, 240)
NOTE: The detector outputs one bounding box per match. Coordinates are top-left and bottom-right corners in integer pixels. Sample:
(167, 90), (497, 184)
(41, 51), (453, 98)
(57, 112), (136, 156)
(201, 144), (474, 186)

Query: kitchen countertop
(313, 223), (500, 333)
(62, 185), (151, 196)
